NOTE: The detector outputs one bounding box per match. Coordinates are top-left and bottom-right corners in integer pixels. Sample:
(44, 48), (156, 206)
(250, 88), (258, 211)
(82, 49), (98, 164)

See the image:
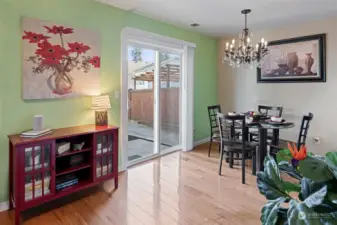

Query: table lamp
(91, 95), (111, 126)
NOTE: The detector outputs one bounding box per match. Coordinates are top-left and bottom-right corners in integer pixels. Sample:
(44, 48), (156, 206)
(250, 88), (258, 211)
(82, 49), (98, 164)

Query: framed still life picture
(22, 17), (101, 99)
(257, 34), (326, 83)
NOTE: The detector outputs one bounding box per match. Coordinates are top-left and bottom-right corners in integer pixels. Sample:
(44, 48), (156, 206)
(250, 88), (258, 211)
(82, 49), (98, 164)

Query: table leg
(243, 126), (249, 141)
(272, 129), (279, 145)
(258, 129), (267, 171)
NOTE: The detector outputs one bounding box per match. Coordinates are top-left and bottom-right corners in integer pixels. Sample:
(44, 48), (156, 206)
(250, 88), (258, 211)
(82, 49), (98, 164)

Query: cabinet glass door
(95, 132), (114, 180)
(23, 143), (54, 203)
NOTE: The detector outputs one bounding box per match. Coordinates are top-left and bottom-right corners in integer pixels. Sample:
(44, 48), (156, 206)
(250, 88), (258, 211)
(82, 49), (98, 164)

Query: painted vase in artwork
(305, 53), (314, 74)
(47, 71), (73, 95)
(287, 52), (299, 74)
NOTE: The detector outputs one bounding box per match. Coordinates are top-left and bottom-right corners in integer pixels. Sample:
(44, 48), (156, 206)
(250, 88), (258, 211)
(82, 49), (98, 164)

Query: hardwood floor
(0, 143), (266, 225)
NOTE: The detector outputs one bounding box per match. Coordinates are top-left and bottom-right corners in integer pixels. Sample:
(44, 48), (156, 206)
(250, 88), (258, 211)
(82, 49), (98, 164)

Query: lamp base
(95, 111), (108, 126)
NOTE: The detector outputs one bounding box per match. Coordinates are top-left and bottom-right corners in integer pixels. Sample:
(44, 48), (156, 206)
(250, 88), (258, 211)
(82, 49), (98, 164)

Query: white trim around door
(120, 27), (196, 171)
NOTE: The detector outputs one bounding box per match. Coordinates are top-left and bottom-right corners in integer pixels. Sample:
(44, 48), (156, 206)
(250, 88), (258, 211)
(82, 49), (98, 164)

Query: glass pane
(108, 154), (113, 174)
(24, 175), (33, 201)
(25, 172), (51, 202)
(24, 147), (33, 172)
(108, 134), (113, 152)
(127, 46), (155, 163)
(102, 135), (108, 154)
(43, 144), (51, 168)
(43, 171), (51, 196)
(97, 135), (102, 155)
(96, 157), (101, 178)
(160, 52), (181, 150)
(102, 155), (107, 176)
(34, 146), (42, 170)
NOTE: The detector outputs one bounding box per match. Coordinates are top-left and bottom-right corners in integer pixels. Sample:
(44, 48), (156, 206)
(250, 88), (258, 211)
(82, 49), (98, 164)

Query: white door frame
(120, 27), (196, 171)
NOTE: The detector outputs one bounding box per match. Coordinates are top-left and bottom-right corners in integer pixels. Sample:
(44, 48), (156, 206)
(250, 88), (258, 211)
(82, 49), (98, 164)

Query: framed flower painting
(22, 17), (101, 99)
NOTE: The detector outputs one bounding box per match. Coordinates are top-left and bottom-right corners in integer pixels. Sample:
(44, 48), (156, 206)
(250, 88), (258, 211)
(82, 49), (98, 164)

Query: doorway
(121, 28), (195, 170)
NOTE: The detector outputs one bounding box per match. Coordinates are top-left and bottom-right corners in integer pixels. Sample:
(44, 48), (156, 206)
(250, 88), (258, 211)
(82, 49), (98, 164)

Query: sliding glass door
(159, 52), (181, 153)
(127, 46), (182, 166)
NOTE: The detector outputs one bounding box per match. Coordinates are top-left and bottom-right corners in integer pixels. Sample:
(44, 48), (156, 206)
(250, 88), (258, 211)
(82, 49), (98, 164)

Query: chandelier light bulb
(226, 42), (229, 50)
(264, 41), (268, 47)
(247, 37), (250, 43)
(256, 44), (259, 50)
(232, 39), (235, 44)
(261, 38), (265, 43)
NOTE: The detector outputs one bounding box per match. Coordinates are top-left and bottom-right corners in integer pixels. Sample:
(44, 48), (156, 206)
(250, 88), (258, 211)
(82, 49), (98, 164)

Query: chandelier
(223, 9), (268, 68)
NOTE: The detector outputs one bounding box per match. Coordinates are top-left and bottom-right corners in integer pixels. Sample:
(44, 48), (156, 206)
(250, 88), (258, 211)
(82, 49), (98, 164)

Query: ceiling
(96, 0), (337, 37)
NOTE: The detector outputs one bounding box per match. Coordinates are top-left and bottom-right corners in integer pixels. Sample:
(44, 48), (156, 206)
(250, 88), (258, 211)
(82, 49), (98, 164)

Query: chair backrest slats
(207, 105), (222, 132)
(217, 113), (246, 149)
(297, 112), (314, 149)
(258, 105), (283, 117)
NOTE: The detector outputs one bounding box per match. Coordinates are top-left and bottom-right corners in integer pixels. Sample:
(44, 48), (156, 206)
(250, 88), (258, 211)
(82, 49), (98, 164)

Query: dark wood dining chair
(269, 112), (314, 156)
(250, 105), (283, 142)
(207, 105), (222, 157)
(217, 113), (257, 184)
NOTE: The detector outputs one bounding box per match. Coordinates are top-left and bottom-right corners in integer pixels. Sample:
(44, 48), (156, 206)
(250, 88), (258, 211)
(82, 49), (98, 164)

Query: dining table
(233, 115), (295, 171)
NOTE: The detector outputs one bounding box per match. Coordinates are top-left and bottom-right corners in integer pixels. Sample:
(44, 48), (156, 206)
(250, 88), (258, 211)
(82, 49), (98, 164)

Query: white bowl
(271, 116), (283, 122)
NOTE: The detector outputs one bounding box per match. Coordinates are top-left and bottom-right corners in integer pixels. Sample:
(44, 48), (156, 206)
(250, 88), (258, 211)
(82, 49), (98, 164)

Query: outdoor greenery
(257, 144), (337, 225)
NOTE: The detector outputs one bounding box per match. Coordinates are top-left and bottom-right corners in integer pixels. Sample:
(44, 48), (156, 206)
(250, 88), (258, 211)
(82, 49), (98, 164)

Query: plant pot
(47, 71), (73, 95)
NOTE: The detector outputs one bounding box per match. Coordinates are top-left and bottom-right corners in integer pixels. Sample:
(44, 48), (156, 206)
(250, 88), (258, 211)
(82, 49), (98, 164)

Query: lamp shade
(91, 95), (111, 111)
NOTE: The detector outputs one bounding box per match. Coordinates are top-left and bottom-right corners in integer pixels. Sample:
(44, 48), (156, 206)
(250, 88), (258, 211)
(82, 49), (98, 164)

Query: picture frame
(257, 34), (326, 83)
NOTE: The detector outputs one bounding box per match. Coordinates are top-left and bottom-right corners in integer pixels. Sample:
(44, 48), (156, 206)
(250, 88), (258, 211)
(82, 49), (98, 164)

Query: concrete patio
(127, 122), (180, 161)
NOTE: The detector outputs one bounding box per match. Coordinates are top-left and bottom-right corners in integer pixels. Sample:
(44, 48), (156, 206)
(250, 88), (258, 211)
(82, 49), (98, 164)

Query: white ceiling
(96, 0), (337, 37)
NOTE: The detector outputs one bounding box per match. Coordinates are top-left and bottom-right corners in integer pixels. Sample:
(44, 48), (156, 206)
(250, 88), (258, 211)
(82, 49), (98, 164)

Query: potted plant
(257, 143), (337, 224)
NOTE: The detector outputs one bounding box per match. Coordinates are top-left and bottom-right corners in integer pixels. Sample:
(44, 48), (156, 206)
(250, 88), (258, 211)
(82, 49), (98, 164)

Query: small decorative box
(56, 142), (70, 155)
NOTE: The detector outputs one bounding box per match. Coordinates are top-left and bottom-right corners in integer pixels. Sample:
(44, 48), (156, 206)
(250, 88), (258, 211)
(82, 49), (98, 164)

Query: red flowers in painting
(35, 41), (68, 65)
(68, 42), (90, 54)
(22, 31), (50, 43)
(43, 25), (73, 34)
(89, 56), (100, 68)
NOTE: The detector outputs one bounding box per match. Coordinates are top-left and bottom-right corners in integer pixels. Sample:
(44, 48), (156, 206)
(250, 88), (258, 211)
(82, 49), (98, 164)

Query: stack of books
(56, 174), (78, 191)
(20, 128), (52, 138)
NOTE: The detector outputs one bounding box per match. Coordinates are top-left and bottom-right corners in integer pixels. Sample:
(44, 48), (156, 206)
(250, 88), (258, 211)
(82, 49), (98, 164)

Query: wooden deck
(0, 143), (266, 225)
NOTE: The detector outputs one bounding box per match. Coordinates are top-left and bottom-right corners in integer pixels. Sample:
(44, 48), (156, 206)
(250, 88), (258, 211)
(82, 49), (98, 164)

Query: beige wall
(217, 16), (337, 154)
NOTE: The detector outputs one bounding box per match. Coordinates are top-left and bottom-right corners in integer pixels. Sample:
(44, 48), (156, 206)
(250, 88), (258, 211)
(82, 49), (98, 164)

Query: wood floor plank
(0, 143), (265, 224)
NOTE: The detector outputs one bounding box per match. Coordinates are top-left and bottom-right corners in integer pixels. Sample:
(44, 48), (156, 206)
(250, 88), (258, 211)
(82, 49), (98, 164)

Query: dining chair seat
(223, 140), (259, 152)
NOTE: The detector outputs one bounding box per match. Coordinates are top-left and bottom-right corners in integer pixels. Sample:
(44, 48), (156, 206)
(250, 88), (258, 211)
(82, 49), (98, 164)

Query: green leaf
(319, 211), (337, 225)
(283, 181), (301, 193)
(326, 152), (337, 179)
(327, 192), (337, 205)
(257, 172), (289, 200)
(277, 149), (293, 164)
(279, 161), (303, 180)
(299, 178), (326, 201)
(261, 197), (287, 225)
(287, 200), (322, 225)
(264, 155), (284, 190)
(304, 186), (328, 208)
(298, 156), (334, 182)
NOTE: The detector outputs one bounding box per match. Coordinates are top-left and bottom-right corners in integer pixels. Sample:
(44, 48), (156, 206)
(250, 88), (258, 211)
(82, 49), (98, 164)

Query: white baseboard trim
(0, 201), (9, 212)
(193, 137), (210, 148)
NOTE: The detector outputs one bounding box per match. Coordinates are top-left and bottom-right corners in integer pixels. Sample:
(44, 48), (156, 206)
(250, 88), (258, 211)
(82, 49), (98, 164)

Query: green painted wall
(0, 0), (217, 202)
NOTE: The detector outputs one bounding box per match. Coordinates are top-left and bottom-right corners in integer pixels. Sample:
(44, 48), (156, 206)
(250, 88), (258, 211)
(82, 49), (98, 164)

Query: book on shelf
(56, 179), (78, 191)
(20, 128), (52, 138)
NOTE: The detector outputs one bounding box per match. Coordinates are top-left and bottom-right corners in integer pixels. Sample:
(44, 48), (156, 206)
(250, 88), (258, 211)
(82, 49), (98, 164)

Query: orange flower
(288, 142), (307, 160)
